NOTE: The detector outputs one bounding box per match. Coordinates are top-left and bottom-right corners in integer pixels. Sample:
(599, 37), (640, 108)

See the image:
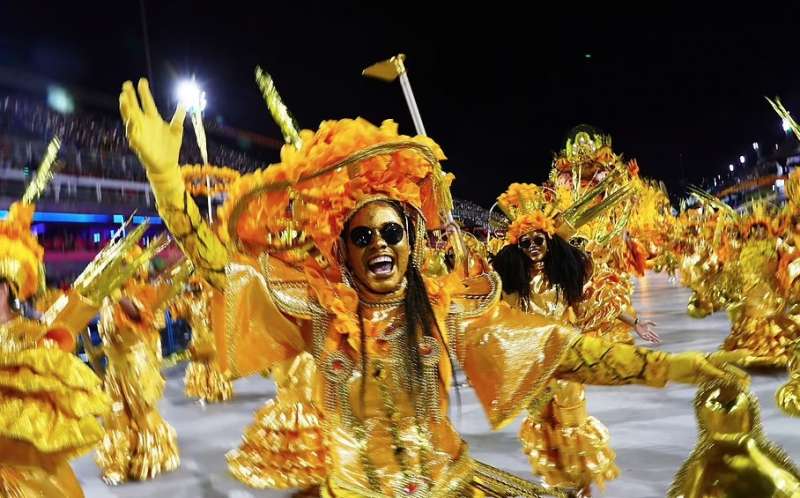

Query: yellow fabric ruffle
(227, 352), (327, 489)
(227, 399), (327, 489)
(519, 380), (619, 490)
(184, 360), (233, 402)
(0, 348), (108, 455)
(0, 459), (85, 498)
(95, 410), (180, 484)
(723, 288), (799, 368)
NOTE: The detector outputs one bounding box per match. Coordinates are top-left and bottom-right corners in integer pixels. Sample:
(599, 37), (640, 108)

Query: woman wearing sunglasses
(120, 78), (748, 498)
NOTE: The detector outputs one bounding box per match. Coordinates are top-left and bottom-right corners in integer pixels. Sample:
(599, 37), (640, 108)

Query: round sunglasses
(349, 222), (405, 248)
(518, 233), (547, 249)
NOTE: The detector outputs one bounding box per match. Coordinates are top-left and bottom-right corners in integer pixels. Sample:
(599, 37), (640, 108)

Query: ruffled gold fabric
(502, 275), (621, 493)
(172, 283), (234, 403)
(721, 240), (799, 368)
(520, 379), (619, 491)
(577, 265), (634, 345)
(227, 352), (327, 489)
(184, 360), (233, 402)
(0, 314), (108, 498)
(95, 295), (180, 484)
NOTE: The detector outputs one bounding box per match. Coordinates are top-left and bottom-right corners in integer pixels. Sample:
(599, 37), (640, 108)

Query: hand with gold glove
(120, 79), (187, 206)
(667, 351), (750, 390)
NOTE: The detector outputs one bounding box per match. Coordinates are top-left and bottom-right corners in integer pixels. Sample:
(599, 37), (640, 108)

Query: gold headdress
(741, 199), (776, 238)
(217, 69), (451, 271)
(0, 137), (61, 299)
(553, 127), (615, 178)
(495, 172), (633, 246)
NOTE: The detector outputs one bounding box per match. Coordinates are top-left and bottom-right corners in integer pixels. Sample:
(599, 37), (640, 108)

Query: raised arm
(120, 79), (228, 289)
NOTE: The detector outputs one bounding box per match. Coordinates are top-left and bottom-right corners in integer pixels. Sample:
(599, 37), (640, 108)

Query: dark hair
(343, 201), (459, 408)
(491, 232), (591, 307)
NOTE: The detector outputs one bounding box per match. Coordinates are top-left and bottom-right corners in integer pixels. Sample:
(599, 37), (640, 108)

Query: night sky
(2, 2), (799, 206)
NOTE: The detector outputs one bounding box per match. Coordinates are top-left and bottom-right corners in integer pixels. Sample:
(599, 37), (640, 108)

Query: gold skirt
(96, 340), (180, 484)
(227, 352), (327, 489)
(519, 379), (618, 491)
(184, 359), (233, 402)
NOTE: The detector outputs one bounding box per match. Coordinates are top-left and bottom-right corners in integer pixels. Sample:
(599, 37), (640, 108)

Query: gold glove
(119, 79), (186, 206)
(667, 352), (750, 390)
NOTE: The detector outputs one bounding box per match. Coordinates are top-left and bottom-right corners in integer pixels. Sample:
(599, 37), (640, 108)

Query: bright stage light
(729, 164), (734, 172)
(752, 142), (759, 150)
(739, 155), (746, 164)
(783, 118), (791, 132)
(176, 78), (207, 112)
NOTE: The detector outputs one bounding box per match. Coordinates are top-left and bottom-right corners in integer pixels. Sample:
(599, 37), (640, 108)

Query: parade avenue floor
(73, 272), (800, 497)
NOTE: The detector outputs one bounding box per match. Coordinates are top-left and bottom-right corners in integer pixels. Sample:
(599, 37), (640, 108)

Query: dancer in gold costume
(490, 181), (644, 495)
(719, 202), (798, 368)
(172, 275), (233, 402)
(669, 380), (800, 498)
(0, 139), (121, 498)
(120, 77), (748, 497)
(547, 127), (657, 345)
(95, 243), (192, 485)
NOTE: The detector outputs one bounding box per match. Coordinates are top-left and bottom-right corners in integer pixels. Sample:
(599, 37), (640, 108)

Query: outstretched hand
(119, 79), (186, 176)
(668, 351), (750, 391)
(634, 319), (660, 344)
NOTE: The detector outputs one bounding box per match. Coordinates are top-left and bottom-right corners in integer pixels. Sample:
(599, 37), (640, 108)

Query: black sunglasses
(349, 222), (405, 248)
(518, 233), (547, 249)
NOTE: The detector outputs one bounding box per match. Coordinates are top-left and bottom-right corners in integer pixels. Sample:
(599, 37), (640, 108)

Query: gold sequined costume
(171, 278), (233, 402)
(95, 268), (185, 484)
(509, 276), (619, 493)
(492, 181), (625, 493)
(120, 78), (748, 497)
(227, 351), (328, 489)
(721, 210), (799, 368)
(0, 200), (110, 498)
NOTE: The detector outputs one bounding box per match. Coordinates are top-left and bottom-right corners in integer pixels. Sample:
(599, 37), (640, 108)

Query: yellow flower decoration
(507, 212), (557, 244)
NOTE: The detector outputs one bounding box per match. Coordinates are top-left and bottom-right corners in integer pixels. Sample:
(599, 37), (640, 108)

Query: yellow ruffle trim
(184, 361), (233, 403)
(519, 382), (619, 490)
(95, 414), (180, 484)
(724, 305), (797, 368)
(227, 400), (328, 489)
(0, 348), (108, 455)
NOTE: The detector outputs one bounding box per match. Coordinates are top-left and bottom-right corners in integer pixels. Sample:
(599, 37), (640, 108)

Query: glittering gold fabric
(172, 284), (233, 402)
(148, 174), (680, 498)
(0, 303), (108, 498)
(503, 273), (619, 491)
(669, 382), (800, 498)
(95, 285), (180, 484)
(520, 380), (618, 490)
(722, 240), (799, 368)
(575, 264), (634, 344)
(227, 352), (327, 489)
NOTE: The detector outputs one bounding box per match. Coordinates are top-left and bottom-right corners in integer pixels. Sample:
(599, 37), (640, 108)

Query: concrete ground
(73, 272), (800, 497)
